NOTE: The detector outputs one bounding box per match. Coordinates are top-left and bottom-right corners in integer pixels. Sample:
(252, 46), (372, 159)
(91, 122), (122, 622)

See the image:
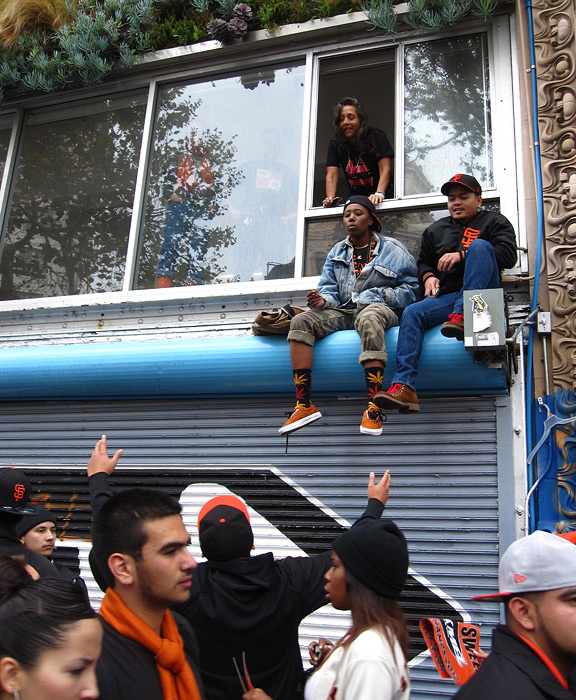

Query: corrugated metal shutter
(0, 394), (502, 699)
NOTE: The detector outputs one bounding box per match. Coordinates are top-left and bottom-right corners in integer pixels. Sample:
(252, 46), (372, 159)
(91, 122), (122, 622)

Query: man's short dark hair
(91, 488), (182, 588)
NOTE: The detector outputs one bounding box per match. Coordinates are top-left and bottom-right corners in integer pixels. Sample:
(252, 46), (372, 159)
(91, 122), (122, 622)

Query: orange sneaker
(373, 384), (419, 413)
(279, 403), (322, 434)
(360, 406), (383, 435)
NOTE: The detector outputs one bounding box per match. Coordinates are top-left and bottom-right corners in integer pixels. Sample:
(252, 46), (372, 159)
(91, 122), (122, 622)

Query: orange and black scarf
(100, 588), (201, 700)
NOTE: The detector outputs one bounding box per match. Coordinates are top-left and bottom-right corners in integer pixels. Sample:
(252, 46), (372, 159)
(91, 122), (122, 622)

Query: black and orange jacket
(417, 209), (518, 295)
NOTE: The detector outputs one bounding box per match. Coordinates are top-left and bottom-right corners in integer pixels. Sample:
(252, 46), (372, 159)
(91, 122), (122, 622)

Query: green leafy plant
(0, 0), (153, 102)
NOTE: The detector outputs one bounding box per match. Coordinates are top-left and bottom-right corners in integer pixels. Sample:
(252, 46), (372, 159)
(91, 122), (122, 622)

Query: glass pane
(404, 34), (492, 195)
(0, 95), (146, 300)
(304, 208), (449, 277)
(314, 49), (396, 207)
(136, 63), (305, 289)
(0, 116), (14, 184)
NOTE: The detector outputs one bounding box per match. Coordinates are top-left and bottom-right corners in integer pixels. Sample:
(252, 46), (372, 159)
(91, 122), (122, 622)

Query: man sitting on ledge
(374, 173), (517, 414)
(279, 194), (418, 437)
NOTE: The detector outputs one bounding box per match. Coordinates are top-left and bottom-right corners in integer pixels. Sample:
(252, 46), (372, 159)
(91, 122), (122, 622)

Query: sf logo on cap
(13, 484), (26, 501)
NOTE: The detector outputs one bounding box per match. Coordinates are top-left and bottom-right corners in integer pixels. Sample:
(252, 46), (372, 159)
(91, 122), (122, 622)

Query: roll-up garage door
(0, 393), (504, 699)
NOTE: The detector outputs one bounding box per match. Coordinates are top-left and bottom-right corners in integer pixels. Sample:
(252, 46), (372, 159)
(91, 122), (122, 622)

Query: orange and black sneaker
(373, 384), (420, 413)
(441, 313), (465, 340)
(360, 404), (383, 436)
(278, 403), (322, 435)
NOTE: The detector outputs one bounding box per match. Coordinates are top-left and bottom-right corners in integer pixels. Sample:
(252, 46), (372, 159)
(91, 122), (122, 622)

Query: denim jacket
(317, 232), (419, 313)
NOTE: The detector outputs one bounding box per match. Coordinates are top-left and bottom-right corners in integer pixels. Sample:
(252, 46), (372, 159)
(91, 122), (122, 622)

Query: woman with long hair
(0, 555), (102, 700)
(243, 514), (410, 700)
(323, 97), (394, 208)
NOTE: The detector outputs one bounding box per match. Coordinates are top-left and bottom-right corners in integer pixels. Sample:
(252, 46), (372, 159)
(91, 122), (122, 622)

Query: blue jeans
(157, 200), (205, 285)
(392, 239), (501, 389)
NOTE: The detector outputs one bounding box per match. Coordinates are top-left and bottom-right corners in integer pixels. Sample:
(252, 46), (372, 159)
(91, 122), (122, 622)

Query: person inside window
(323, 97), (394, 208)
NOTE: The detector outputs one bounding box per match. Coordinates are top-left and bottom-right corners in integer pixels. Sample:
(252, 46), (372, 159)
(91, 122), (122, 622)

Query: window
(0, 23), (512, 305)
(135, 62), (305, 289)
(304, 32), (494, 269)
(313, 48), (396, 206)
(403, 34), (492, 195)
(0, 94), (147, 300)
(305, 208), (448, 276)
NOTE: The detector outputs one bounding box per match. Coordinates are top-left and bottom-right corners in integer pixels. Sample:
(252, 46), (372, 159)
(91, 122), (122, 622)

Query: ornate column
(532, 0), (576, 391)
(528, 0), (576, 530)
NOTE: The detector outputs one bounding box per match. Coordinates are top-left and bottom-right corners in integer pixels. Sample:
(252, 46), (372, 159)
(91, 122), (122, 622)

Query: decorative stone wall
(532, 0), (576, 391)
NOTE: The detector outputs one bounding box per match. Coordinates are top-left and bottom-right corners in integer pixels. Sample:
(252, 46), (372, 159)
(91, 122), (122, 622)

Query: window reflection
(136, 63), (305, 289)
(404, 34), (493, 195)
(0, 94), (147, 300)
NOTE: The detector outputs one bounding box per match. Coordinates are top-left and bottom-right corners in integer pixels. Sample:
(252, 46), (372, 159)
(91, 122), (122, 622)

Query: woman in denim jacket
(279, 195), (418, 437)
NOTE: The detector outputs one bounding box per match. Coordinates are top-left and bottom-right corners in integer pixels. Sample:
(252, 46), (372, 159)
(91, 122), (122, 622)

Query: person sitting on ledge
(279, 195), (418, 437)
(373, 173), (517, 414)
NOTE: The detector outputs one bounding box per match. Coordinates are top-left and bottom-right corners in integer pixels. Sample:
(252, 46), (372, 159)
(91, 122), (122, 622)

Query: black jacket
(173, 498), (384, 700)
(454, 626), (576, 700)
(0, 514), (60, 579)
(417, 209), (517, 294)
(96, 612), (205, 700)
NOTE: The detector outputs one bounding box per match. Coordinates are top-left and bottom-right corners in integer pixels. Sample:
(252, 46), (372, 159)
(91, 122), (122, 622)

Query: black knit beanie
(198, 495), (254, 562)
(15, 505), (58, 538)
(333, 518), (408, 599)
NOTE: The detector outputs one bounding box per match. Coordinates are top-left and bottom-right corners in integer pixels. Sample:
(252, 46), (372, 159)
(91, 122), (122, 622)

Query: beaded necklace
(353, 234), (377, 276)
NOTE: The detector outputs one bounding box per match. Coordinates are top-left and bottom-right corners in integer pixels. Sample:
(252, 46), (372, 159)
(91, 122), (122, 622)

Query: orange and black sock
(293, 369), (313, 407)
(364, 366), (383, 408)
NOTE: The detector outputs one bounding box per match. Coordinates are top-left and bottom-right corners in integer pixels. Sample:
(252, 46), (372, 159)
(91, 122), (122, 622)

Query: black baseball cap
(440, 174), (482, 196)
(198, 495), (254, 561)
(0, 468), (37, 515)
(343, 195), (382, 232)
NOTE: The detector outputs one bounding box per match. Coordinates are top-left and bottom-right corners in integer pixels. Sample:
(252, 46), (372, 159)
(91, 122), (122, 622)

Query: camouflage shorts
(287, 303), (398, 365)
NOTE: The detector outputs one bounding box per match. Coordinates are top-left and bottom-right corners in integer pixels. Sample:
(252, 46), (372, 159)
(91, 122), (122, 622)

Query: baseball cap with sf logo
(0, 467), (38, 515)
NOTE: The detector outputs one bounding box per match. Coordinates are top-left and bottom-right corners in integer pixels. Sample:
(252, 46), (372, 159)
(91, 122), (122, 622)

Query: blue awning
(0, 327), (508, 400)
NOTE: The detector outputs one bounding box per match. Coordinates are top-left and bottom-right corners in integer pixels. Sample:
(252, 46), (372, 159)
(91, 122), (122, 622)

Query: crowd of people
(1, 443), (576, 700)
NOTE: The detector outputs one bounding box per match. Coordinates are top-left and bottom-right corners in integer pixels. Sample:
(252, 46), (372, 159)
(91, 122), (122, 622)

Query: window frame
(0, 14), (521, 311)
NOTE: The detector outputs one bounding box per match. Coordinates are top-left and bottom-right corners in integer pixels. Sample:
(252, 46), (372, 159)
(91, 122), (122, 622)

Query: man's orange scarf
(99, 588), (202, 700)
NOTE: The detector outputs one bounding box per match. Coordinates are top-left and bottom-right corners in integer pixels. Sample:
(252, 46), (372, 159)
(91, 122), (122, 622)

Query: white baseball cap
(472, 530), (576, 601)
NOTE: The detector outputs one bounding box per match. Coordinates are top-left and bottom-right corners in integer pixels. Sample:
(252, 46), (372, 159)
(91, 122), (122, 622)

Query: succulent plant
(207, 17), (229, 40)
(233, 3), (253, 20)
(227, 16), (248, 37)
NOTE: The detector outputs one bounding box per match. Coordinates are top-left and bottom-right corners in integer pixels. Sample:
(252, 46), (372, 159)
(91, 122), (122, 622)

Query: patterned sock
(364, 366), (384, 409)
(293, 369), (313, 407)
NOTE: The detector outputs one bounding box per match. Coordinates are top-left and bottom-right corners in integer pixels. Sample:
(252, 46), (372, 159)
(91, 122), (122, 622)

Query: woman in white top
(243, 492), (410, 700)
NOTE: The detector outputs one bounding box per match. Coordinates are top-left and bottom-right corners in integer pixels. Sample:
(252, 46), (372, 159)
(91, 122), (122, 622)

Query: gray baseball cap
(472, 530), (576, 601)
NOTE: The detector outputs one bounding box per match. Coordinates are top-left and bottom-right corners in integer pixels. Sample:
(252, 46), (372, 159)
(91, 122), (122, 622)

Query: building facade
(0, 2), (574, 697)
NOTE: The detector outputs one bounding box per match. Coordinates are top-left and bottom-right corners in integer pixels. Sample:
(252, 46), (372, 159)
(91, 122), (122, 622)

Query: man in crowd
(280, 194), (418, 437)
(374, 173), (517, 413)
(16, 503), (87, 593)
(87, 435), (392, 700)
(0, 467), (58, 578)
(90, 479), (205, 700)
(455, 530), (576, 699)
